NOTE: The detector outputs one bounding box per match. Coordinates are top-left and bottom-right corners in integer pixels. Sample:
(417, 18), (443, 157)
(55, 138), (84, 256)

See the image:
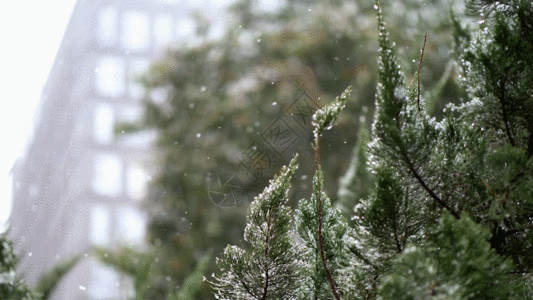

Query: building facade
(9, 0), (225, 299)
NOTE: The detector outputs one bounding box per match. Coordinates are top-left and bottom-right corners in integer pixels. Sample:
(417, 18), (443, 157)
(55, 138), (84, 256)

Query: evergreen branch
(314, 139), (340, 300)
(406, 158), (461, 219)
(241, 280), (254, 298)
(168, 252), (211, 300)
(417, 33), (427, 112)
(211, 155), (300, 299)
(34, 254), (82, 300)
(348, 245), (378, 270)
(260, 206), (274, 300)
(392, 220), (402, 253)
(311, 87), (351, 300)
(443, 168), (465, 204)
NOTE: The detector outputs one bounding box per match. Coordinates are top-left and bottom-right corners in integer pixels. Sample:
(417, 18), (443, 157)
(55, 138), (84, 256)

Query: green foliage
(94, 247), (157, 298)
(34, 254), (81, 300)
(166, 253), (211, 300)
(94, 246), (212, 300)
(210, 155), (301, 299)
(0, 232), (38, 300)
(380, 212), (522, 299)
(212, 0), (533, 299)
(296, 169), (353, 299)
(359, 167), (425, 257)
(312, 86), (352, 138)
(111, 0), (514, 298)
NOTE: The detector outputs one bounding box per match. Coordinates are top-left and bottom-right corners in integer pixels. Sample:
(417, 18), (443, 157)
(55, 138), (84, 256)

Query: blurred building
(9, 0), (225, 299)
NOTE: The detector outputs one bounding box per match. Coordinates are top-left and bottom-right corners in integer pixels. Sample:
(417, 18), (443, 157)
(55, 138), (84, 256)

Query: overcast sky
(0, 1), (77, 229)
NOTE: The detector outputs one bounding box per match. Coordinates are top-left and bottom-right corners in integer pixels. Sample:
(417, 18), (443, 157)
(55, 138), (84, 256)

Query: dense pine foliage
(105, 0), (466, 298)
(211, 0), (533, 298)
(0, 232), (37, 300)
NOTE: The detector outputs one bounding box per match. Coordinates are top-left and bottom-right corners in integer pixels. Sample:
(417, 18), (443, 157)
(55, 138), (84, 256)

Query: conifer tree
(295, 88), (354, 299)
(1, 231), (81, 300)
(210, 155), (301, 299)
(111, 0), (467, 298)
(211, 0), (533, 298)
(0, 232), (38, 300)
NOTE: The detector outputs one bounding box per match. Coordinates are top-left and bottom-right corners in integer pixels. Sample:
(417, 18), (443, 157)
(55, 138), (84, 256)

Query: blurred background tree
(0, 232), (37, 300)
(107, 0), (470, 298)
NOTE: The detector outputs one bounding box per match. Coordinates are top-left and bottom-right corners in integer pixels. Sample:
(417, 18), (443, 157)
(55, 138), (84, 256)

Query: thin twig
(417, 33), (427, 112)
(498, 78), (515, 147)
(406, 158), (461, 219)
(393, 224), (402, 253)
(527, 128), (533, 159)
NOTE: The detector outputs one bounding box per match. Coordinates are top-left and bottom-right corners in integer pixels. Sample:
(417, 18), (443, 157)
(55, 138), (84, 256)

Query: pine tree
(210, 155), (301, 299)
(295, 87), (354, 299)
(212, 0), (533, 298)
(110, 0), (467, 298)
(0, 232), (38, 300)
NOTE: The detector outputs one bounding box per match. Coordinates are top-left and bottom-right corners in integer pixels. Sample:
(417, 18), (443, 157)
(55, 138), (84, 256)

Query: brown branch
(260, 267), (269, 300)
(406, 159), (461, 219)
(417, 33), (427, 112)
(527, 130), (533, 159)
(241, 279), (255, 298)
(482, 179), (498, 198)
(443, 168), (465, 204)
(314, 135), (341, 300)
(393, 224), (402, 253)
(498, 78), (515, 147)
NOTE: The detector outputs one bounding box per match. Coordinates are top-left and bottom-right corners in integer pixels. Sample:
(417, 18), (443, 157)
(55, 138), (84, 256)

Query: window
(115, 207), (146, 246)
(89, 204), (110, 246)
(93, 103), (114, 144)
(154, 14), (174, 49)
(92, 153), (123, 197)
(126, 162), (149, 200)
(97, 6), (118, 46)
(95, 56), (125, 97)
(122, 11), (150, 52)
(128, 58), (150, 99)
(118, 105), (143, 123)
(175, 17), (195, 41)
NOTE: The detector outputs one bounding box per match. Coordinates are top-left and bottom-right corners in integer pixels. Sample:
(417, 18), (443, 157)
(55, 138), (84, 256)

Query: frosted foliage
(312, 85), (352, 138)
(211, 155), (301, 299)
(0, 233), (37, 299)
(205, 1), (533, 299)
(296, 169), (355, 299)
